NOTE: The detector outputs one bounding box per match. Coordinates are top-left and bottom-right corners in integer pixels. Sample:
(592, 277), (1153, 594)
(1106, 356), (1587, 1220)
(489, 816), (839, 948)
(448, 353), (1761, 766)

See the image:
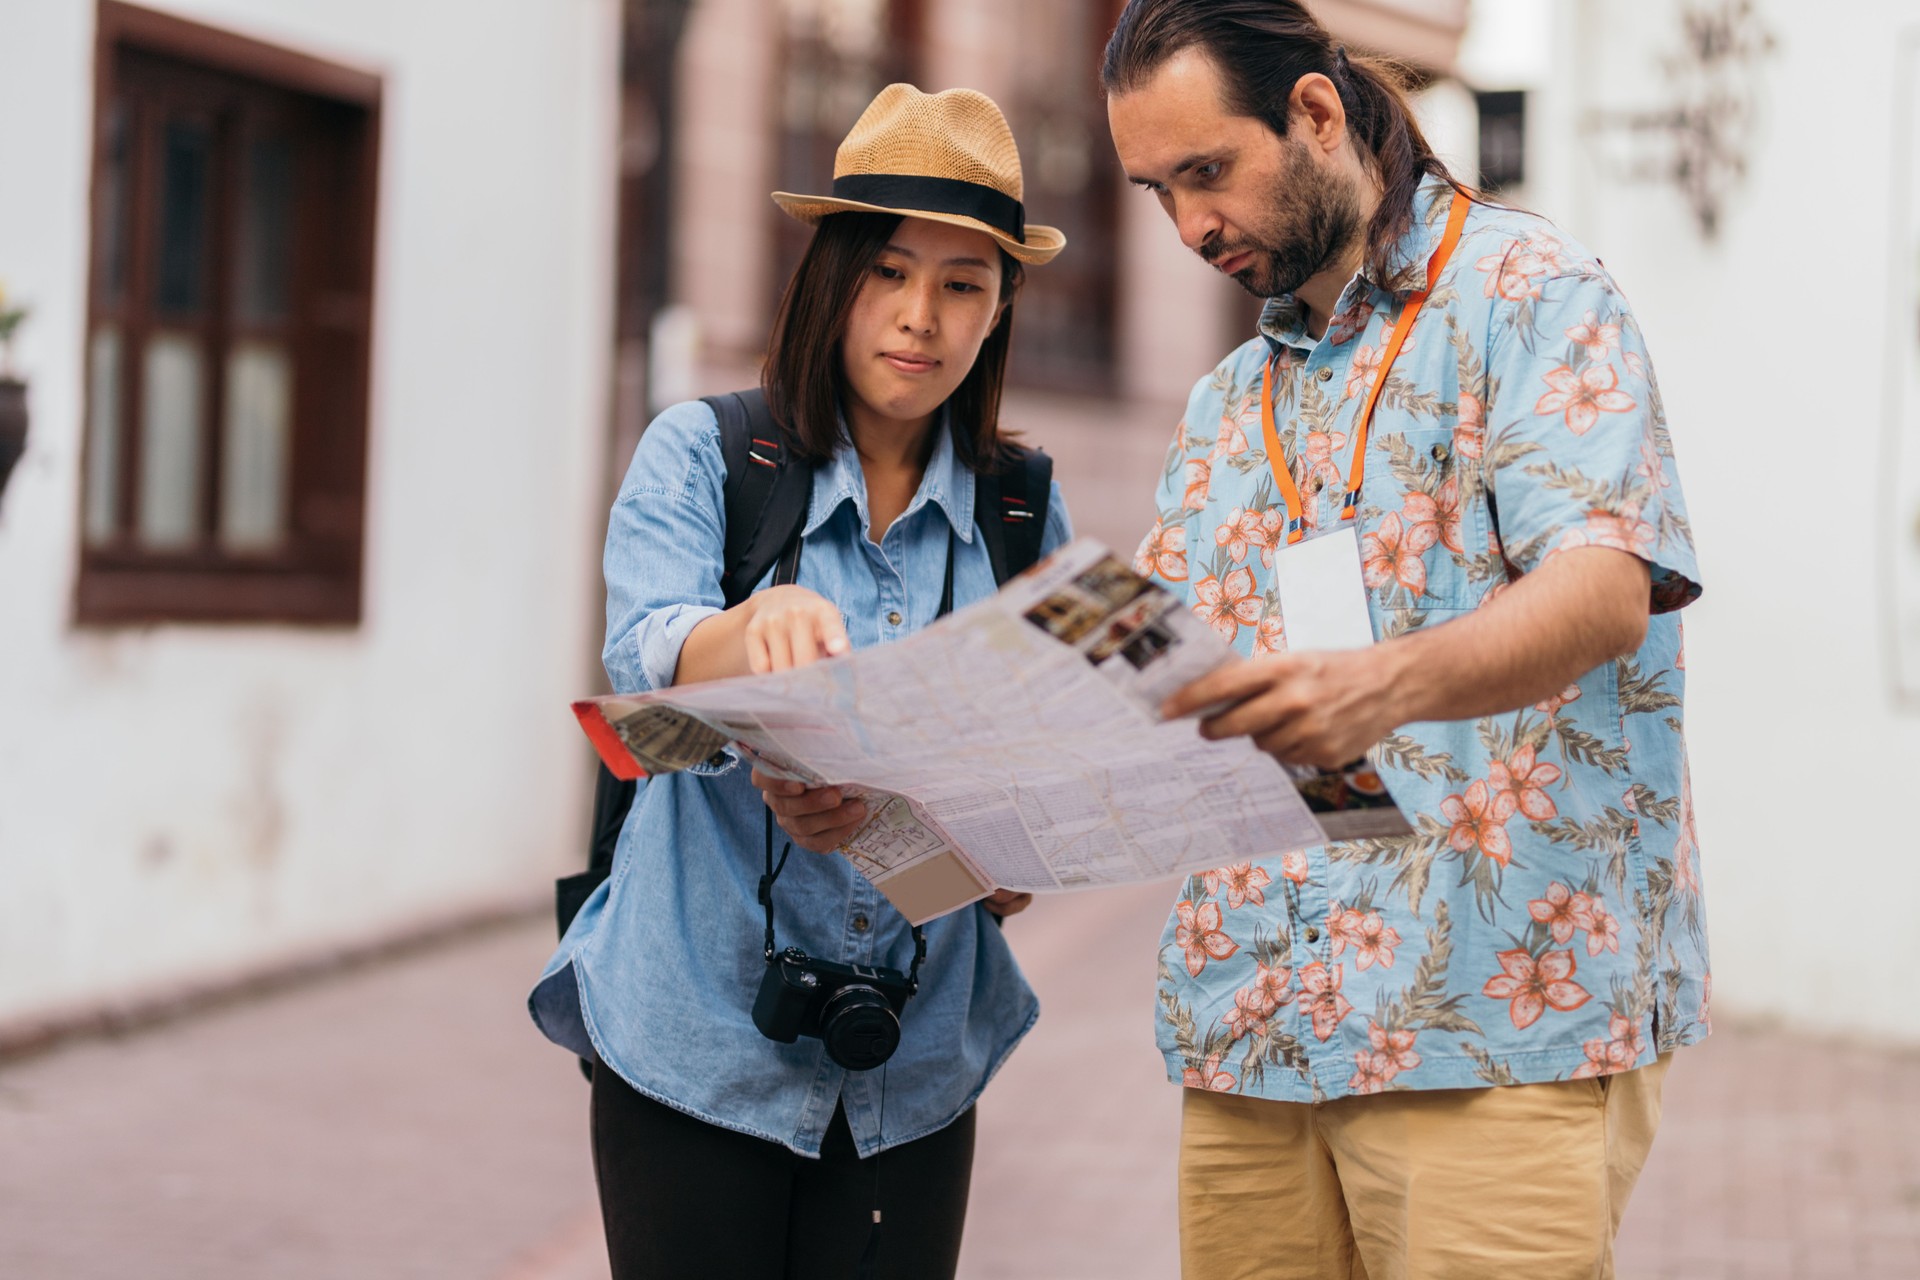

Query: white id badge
(1273, 525), (1377, 652)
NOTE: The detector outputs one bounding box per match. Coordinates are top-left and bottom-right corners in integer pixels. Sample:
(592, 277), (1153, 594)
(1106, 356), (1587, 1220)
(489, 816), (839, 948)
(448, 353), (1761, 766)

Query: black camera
(752, 946), (914, 1072)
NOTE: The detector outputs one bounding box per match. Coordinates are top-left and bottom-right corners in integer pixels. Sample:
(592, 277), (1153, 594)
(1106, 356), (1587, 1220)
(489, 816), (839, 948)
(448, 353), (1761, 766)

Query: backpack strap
(973, 443), (1053, 585)
(711, 388), (813, 609)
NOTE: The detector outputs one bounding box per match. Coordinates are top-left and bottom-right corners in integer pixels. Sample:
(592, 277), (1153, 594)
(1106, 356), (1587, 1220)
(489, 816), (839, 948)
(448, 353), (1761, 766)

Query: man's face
(1107, 47), (1362, 299)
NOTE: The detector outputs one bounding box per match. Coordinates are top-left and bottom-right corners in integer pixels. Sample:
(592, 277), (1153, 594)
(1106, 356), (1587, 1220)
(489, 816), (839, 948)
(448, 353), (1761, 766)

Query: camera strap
(756, 529), (952, 993)
(760, 808), (928, 992)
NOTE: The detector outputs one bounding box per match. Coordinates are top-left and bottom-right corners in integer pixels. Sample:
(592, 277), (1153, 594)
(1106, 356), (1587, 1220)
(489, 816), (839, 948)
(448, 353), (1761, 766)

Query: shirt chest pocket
(1358, 426), (1491, 612)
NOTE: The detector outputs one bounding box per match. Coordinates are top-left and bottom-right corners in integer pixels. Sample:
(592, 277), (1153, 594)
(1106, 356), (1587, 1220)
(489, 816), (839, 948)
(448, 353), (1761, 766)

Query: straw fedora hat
(773, 83), (1065, 266)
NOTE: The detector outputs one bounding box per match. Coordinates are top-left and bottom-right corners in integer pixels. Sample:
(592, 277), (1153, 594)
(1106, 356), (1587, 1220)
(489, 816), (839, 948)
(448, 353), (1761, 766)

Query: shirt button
(852, 914), (871, 933)
(1430, 443), (1451, 462)
(886, 610), (902, 626)
(1304, 925), (1321, 943)
(1317, 367), (1334, 382)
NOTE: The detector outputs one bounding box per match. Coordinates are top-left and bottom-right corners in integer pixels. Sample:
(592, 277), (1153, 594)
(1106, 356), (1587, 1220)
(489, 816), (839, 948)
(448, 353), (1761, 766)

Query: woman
(528, 84), (1069, 1279)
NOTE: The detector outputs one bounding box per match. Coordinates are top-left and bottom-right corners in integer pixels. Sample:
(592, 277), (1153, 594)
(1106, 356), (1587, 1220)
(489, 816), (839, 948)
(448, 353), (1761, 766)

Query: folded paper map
(573, 539), (1409, 924)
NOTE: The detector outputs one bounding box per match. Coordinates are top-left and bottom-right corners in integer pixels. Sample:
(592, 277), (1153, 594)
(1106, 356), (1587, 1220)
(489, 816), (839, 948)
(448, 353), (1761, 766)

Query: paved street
(3, 896), (1918, 1279)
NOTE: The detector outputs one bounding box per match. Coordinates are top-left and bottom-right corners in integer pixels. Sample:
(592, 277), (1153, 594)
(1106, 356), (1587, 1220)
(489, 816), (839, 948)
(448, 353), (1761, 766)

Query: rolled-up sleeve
(603, 400), (730, 693)
(1484, 269), (1703, 614)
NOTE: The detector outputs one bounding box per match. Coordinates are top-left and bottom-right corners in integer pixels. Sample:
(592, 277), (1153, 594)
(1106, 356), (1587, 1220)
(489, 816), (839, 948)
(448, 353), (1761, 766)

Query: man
(1103, 3), (1707, 1277)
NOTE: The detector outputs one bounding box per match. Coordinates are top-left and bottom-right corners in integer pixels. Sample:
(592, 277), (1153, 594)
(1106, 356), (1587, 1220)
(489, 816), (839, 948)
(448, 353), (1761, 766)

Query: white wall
(1528, 0), (1920, 1041)
(0, 0), (620, 1027)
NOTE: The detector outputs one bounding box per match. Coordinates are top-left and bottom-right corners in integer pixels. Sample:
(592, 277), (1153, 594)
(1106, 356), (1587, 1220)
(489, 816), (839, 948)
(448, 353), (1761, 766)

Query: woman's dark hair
(1102, 0), (1468, 284)
(762, 211), (1024, 470)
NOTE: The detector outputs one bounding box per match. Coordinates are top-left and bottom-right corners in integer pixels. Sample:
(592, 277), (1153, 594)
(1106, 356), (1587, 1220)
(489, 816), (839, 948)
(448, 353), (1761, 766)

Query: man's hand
(1162, 647), (1398, 769)
(754, 767), (867, 854)
(981, 889), (1033, 919)
(1159, 547), (1652, 768)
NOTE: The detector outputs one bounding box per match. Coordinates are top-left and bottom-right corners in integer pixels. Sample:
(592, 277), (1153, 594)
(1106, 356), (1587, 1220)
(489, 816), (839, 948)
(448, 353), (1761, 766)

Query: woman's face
(839, 216), (1005, 440)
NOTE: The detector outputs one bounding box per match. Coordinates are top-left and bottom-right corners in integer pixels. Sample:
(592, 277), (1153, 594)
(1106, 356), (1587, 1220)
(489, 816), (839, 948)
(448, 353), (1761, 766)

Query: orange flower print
(1210, 410), (1250, 462)
(1203, 862), (1273, 910)
(1223, 961), (1291, 1040)
(1368, 1022), (1422, 1075)
(1280, 849), (1310, 885)
(1183, 456), (1212, 511)
(1675, 820), (1700, 897)
(1191, 568), (1263, 641)
(1440, 778), (1521, 867)
(1583, 899), (1621, 956)
(1559, 507), (1656, 559)
(1534, 364), (1637, 436)
(1565, 309), (1622, 361)
(1475, 233), (1566, 302)
(1327, 300), (1375, 346)
(1134, 519), (1189, 583)
(1223, 985), (1273, 1041)
(1294, 961), (1354, 1041)
(1216, 507), (1278, 567)
(1248, 959), (1292, 1010)
(1299, 429), (1349, 481)
(1489, 744), (1563, 821)
(1182, 1052), (1238, 1092)
(1453, 388), (1485, 461)
(1526, 881), (1594, 946)
(1345, 344), (1384, 400)
(1361, 510), (1440, 597)
(1349, 1051), (1395, 1095)
(1535, 683), (1582, 717)
(1699, 972), (1713, 1031)
(1328, 903), (1400, 970)
(1481, 948), (1593, 1030)
(1253, 611), (1287, 658)
(1572, 1011), (1646, 1078)
(1173, 900), (1240, 978)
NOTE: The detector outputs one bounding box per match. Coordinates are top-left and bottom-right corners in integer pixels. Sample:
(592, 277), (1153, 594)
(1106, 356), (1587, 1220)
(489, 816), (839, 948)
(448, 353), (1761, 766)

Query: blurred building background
(1, 1), (1919, 1274)
(0, 0), (621, 1044)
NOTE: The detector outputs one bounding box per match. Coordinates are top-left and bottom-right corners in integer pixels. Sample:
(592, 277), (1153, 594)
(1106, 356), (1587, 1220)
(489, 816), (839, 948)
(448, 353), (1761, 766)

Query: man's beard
(1203, 139), (1363, 299)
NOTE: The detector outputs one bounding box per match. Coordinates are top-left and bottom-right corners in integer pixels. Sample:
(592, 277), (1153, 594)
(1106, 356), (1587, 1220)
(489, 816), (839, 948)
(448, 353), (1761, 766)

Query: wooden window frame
(76, 1), (382, 626)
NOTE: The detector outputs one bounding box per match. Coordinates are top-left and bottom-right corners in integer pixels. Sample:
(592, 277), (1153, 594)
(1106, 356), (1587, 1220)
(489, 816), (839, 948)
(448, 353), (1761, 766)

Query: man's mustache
(1199, 239), (1258, 265)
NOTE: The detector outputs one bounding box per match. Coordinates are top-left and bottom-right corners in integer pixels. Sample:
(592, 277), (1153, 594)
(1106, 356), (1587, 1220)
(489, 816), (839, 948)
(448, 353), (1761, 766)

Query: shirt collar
(1256, 176), (1457, 352)
(802, 407), (977, 543)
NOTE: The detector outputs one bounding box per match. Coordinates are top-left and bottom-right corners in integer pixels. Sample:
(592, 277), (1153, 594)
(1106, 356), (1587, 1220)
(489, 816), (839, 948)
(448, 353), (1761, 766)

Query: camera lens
(819, 983), (901, 1071)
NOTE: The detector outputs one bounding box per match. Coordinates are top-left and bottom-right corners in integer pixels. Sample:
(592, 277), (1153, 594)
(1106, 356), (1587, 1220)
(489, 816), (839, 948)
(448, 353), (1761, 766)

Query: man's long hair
(1102, 0), (1467, 284)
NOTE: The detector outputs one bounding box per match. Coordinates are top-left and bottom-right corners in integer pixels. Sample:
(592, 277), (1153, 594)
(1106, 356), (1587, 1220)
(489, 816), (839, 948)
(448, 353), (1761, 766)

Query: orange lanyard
(1259, 190), (1472, 545)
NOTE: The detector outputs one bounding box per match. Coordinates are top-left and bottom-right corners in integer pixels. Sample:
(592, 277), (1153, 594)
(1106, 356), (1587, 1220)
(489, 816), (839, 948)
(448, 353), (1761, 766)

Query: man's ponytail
(1326, 44), (1459, 285)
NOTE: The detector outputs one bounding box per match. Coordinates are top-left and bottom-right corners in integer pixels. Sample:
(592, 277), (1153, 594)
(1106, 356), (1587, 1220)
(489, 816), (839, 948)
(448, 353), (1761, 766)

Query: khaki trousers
(1178, 1056), (1671, 1280)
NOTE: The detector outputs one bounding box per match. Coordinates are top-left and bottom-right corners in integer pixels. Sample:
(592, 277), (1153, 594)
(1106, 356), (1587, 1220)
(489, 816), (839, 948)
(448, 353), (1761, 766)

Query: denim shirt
(530, 398), (1072, 1157)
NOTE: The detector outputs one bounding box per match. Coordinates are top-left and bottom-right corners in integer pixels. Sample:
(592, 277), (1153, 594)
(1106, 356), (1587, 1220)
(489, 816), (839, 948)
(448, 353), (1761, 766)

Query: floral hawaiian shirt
(1134, 178), (1709, 1102)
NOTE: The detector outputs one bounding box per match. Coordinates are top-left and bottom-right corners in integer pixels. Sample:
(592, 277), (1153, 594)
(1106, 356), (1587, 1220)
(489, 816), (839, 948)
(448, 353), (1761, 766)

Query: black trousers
(590, 1065), (976, 1280)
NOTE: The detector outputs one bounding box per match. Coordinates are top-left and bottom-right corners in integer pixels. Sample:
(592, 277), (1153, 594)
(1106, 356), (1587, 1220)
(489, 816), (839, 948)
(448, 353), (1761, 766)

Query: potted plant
(0, 281), (27, 503)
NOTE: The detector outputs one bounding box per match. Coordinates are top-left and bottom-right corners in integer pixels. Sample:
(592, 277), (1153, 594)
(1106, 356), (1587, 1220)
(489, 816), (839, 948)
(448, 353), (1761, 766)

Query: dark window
(78, 1), (381, 625)
(1475, 89), (1527, 195)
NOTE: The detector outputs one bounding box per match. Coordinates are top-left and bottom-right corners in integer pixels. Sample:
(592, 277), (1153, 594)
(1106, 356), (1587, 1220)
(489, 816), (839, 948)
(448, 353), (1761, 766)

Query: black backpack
(555, 388), (1053, 940)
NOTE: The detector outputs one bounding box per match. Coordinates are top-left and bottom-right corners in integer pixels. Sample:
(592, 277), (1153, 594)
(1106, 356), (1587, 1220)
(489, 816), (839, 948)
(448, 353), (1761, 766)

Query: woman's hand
(981, 889), (1033, 919)
(744, 585), (851, 674)
(753, 767), (869, 854)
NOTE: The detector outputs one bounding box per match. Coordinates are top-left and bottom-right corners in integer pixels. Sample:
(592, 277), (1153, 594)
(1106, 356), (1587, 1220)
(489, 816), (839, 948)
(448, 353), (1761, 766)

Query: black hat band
(829, 173), (1026, 243)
